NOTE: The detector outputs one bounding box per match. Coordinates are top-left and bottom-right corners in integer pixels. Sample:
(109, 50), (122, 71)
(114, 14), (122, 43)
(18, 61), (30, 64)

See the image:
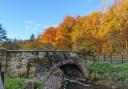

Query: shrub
(34, 80), (42, 89)
(89, 61), (113, 79)
(4, 75), (42, 89)
(89, 61), (128, 85)
(4, 76), (25, 89)
(112, 63), (128, 85)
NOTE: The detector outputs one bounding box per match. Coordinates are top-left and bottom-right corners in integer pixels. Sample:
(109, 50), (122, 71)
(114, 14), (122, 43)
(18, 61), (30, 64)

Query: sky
(0, 0), (114, 40)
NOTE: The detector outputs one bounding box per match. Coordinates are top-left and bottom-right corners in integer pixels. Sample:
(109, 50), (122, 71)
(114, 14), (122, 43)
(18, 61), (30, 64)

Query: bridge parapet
(0, 50), (88, 78)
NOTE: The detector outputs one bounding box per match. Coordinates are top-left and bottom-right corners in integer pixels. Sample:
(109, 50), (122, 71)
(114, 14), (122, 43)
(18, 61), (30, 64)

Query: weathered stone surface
(9, 67), (36, 77)
(48, 75), (61, 89)
(0, 50), (119, 89)
(0, 50), (88, 78)
(24, 80), (34, 89)
(0, 50), (89, 89)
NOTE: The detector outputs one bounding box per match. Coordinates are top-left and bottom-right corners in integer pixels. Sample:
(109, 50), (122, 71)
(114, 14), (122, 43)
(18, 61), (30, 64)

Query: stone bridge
(0, 49), (88, 80)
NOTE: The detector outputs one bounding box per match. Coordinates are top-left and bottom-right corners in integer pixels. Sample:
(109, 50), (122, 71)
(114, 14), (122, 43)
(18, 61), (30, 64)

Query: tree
(72, 12), (103, 53)
(30, 34), (35, 41)
(36, 0), (128, 53)
(40, 27), (56, 43)
(20, 39), (55, 50)
(55, 16), (76, 50)
(101, 0), (128, 53)
(0, 24), (7, 41)
(12, 38), (20, 50)
(1, 38), (20, 50)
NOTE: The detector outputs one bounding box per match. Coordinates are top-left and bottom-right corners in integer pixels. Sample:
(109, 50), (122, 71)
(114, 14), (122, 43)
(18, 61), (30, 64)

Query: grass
(4, 76), (25, 89)
(4, 75), (42, 89)
(88, 61), (128, 86)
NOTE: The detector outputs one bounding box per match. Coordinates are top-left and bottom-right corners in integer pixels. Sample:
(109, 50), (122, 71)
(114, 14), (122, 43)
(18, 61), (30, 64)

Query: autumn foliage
(38, 0), (128, 54)
(2, 0), (128, 54)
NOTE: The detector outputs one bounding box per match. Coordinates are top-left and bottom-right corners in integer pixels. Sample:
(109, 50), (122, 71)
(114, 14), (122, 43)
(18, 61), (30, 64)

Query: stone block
(24, 80), (34, 89)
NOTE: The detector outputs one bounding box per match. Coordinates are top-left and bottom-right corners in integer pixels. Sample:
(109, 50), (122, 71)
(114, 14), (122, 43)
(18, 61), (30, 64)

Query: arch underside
(59, 64), (84, 79)
(46, 59), (87, 89)
(49, 60), (86, 80)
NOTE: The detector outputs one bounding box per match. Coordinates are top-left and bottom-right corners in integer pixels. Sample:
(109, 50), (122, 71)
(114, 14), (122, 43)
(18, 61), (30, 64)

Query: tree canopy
(38, 0), (128, 54)
(1, 0), (128, 53)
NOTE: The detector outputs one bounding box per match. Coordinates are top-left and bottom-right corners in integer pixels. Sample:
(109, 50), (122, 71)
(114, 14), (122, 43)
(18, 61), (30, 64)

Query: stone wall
(0, 49), (7, 71)
(0, 49), (88, 79)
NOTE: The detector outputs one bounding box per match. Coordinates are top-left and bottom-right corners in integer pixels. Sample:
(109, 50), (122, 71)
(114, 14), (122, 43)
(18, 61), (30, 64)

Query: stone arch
(59, 64), (84, 79)
(49, 59), (86, 80)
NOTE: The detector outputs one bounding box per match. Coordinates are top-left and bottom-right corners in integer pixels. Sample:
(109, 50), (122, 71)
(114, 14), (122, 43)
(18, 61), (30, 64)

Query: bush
(34, 80), (42, 89)
(113, 63), (128, 73)
(4, 75), (42, 89)
(89, 61), (113, 79)
(112, 63), (128, 85)
(89, 61), (128, 85)
(4, 76), (25, 89)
